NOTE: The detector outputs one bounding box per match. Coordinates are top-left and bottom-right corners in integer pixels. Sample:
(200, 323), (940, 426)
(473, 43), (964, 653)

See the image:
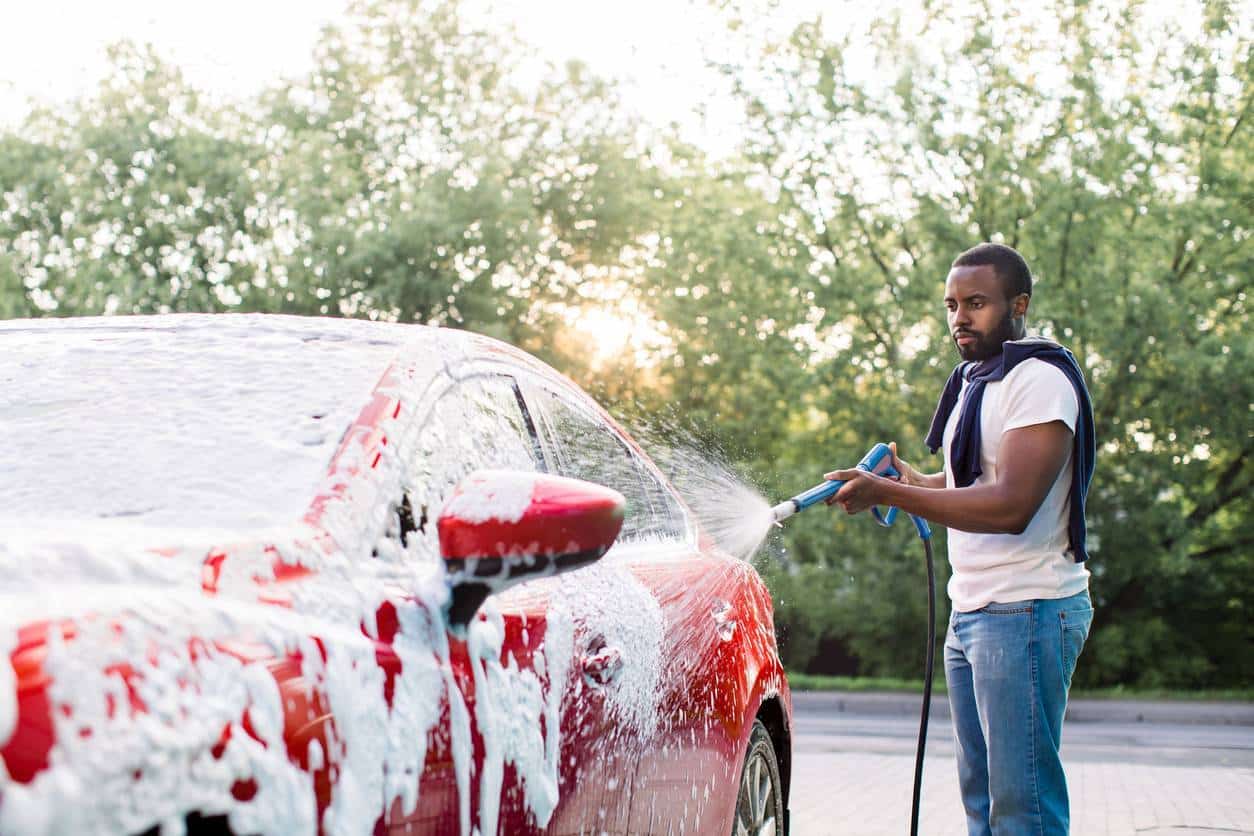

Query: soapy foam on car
(0, 585), (324, 836)
(0, 320), (466, 833)
(0, 316), (404, 535)
(0, 632), (15, 750)
(440, 470), (537, 524)
(553, 557), (664, 739)
(0, 317), (722, 835)
(467, 603), (572, 833)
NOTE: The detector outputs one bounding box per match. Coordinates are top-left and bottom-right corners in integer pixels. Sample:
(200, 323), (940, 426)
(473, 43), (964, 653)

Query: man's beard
(955, 310), (1017, 362)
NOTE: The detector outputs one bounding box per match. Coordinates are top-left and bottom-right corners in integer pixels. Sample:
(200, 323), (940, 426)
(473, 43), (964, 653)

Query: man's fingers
(824, 468), (858, 482)
(833, 480), (858, 503)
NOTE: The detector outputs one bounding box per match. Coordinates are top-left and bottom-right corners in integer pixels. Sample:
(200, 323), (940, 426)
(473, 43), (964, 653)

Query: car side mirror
(438, 469), (625, 630)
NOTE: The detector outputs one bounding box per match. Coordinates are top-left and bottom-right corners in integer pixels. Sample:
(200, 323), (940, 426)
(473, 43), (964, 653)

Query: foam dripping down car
(0, 314), (792, 836)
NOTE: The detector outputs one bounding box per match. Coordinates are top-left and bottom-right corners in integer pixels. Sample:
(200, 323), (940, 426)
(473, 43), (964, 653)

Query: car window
(403, 374), (542, 557)
(521, 384), (689, 545)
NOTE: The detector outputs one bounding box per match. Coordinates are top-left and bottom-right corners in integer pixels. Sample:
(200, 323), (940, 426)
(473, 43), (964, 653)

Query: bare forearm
(878, 479), (1031, 534)
(830, 424), (1072, 534)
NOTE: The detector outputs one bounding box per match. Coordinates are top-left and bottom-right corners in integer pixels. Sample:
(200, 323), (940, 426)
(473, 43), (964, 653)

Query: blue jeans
(944, 590), (1093, 835)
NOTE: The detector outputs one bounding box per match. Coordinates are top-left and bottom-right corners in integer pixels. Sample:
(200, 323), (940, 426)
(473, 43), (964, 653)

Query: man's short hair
(952, 243), (1033, 299)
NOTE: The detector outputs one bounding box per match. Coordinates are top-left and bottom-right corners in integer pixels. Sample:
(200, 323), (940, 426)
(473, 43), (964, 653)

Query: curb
(791, 690), (1254, 726)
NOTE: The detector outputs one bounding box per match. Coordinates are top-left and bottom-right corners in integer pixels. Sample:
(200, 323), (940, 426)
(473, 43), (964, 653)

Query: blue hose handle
(791, 443), (932, 540)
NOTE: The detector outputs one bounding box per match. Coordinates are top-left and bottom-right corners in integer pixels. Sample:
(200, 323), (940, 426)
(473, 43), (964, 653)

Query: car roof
(0, 315), (426, 540)
(0, 312), (412, 342)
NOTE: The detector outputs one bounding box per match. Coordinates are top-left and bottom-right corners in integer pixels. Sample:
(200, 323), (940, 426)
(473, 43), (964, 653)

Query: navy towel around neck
(924, 338), (1096, 562)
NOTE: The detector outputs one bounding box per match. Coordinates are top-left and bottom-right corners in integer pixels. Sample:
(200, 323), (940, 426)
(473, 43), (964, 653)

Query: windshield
(0, 316), (403, 538)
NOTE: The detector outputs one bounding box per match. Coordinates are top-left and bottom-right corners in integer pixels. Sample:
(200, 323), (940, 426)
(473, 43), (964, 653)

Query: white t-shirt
(942, 357), (1090, 612)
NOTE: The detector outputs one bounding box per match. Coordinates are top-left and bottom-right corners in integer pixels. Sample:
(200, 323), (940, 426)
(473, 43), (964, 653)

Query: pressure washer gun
(769, 442), (932, 540)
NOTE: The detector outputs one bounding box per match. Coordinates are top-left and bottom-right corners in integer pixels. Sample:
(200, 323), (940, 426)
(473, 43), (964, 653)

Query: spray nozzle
(770, 501), (796, 524)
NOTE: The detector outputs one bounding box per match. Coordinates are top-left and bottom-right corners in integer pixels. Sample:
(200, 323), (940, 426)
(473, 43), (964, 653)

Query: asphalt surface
(788, 691), (1254, 835)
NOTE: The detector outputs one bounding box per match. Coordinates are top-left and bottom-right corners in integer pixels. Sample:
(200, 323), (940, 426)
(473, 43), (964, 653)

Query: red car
(0, 315), (791, 836)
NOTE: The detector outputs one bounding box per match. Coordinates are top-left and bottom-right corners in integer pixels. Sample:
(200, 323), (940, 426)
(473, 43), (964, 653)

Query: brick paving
(791, 748), (1254, 835)
(787, 697), (1254, 835)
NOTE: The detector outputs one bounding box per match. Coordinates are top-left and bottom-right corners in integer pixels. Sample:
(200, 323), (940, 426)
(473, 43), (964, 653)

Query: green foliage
(785, 672), (948, 694)
(0, 0), (1248, 687)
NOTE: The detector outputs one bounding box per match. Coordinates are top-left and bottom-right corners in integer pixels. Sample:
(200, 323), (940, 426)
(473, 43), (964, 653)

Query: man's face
(944, 265), (1024, 362)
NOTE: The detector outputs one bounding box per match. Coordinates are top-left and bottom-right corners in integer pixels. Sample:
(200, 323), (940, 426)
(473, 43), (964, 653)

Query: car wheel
(733, 719), (783, 836)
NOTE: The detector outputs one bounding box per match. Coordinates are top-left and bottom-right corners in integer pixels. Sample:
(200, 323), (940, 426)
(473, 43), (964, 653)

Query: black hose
(910, 536), (936, 836)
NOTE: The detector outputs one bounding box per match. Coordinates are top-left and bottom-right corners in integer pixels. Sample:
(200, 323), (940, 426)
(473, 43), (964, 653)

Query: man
(826, 242), (1096, 835)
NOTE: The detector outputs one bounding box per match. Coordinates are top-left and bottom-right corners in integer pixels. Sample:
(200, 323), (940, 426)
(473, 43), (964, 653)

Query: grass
(786, 672), (1254, 702)
(787, 673), (949, 695)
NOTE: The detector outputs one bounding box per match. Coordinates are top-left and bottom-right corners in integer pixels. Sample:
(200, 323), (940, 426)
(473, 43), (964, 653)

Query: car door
(383, 368), (636, 835)
(519, 380), (758, 835)
(374, 370), (540, 835)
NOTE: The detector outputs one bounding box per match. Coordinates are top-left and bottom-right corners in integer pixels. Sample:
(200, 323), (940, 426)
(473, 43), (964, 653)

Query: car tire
(733, 719), (783, 836)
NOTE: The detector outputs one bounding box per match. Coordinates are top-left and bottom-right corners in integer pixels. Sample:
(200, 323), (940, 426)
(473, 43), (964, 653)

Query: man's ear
(1012, 293), (1030, 319)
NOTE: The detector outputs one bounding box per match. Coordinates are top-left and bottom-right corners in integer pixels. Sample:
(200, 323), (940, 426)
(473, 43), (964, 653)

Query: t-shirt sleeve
(1000, 360), (1079, 434)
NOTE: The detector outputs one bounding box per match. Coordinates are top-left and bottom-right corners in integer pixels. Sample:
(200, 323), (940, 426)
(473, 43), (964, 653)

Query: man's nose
(951, 306), (971, 327)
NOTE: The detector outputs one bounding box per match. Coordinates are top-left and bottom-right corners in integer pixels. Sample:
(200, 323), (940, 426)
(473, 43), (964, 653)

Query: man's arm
(828, 422), (1073, 534)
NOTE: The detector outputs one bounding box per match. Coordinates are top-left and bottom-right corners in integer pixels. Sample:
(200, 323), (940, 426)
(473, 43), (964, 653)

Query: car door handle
(580, 645), (623, 687)
(713, 599), (738, 640)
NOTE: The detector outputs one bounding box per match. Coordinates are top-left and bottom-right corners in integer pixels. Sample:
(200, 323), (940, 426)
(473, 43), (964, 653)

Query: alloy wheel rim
(734, 749), (777, 836)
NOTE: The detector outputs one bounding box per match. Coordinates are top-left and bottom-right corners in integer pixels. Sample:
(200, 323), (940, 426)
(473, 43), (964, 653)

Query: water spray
(771, 442), (935, 836)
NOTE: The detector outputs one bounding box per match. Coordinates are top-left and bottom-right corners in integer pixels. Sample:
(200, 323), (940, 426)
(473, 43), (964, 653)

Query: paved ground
(788, 692), (1254, 835)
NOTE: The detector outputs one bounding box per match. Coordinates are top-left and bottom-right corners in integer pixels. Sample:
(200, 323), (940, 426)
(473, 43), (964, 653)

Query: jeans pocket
(980, 602), (1032, 615)
(1060, 606), (1093, 684)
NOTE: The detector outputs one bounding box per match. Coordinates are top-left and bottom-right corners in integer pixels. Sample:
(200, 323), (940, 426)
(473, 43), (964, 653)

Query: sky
(0, 1), (1217, 144)
(0, 0), (826, 152)
(0, 0), (345, 122)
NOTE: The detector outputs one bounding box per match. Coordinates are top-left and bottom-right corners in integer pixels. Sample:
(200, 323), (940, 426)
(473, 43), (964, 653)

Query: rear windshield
(0, 317), (401, 537)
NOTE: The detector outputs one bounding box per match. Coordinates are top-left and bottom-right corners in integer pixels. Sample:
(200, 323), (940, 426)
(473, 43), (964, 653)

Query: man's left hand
(823, 468), (894, 514)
